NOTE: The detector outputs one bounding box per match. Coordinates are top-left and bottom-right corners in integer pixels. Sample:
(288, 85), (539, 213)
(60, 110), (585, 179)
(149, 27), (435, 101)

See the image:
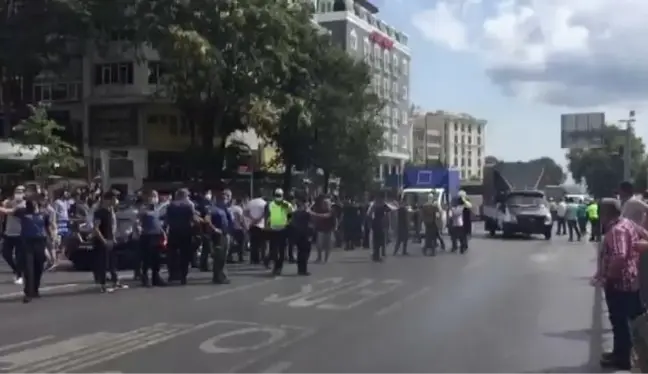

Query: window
(33, 82), (81, 102)
(373, 44), (381, 65)
(148, 61), (165, 84)
(148, 114), (188, 136)
(348, 29), (358, 50)
(402, 110), (408, 124)
(363, 37), (370, 59)
(109, 29), (135, 42)
(392, 108), (399, 126)
(383, 49), (390, 70)
(454, 122), (458, 131)
(392, 54), (399, 73)
(94, 62), (134, 85)
(383, 77), (389, 97)
(477, 136), (481, 145)
(392, 82), (398, 99)
(401, 85), (408, 100)
(461, 158), (465, 167)
(401, 135), (408, 149)
(392, 134), (398, 149)
(402, 58), (409, 75)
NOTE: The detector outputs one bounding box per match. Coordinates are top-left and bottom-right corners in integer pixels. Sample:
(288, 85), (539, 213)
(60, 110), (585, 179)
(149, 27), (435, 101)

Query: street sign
(560, 112), (605, 149)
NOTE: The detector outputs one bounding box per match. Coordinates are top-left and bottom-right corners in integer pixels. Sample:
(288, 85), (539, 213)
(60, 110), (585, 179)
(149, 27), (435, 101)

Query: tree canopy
(0, 0), (389, 192)
(567, 125), (646, 197)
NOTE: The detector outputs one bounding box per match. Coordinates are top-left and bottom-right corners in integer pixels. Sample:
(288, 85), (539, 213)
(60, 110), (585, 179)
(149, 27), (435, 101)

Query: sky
(370, 0), (648, 166)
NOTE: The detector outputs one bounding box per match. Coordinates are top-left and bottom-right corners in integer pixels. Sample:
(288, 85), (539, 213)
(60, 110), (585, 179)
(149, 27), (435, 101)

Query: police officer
(138, 190), (166, 287)
(0, 195), (54, 303)
(205, 189), (232, 284)
(165, 188), (200, 285)
(265, 188), (293, 276)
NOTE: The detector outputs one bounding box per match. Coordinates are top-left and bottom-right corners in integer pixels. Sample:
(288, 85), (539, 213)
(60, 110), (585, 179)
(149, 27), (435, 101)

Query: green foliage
(566, 125), (645, 198)
(10, 104), (83, 179)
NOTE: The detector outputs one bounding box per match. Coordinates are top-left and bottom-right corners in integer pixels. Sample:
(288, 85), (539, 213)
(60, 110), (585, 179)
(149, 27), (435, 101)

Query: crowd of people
(549, 196), (601, 242)
(0, 183), (473, 304)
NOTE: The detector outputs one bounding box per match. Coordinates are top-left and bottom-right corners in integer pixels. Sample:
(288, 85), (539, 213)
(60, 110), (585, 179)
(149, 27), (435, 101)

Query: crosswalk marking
(0, 336), (54, 354)
(0, 323), (202, 373)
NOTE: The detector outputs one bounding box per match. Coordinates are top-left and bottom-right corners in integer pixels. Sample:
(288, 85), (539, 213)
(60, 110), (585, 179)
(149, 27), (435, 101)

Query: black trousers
(450, 226), (468, 252)
(2, 235), (21, 277)
(92, 241), (118, 286)
(371, 226), (385, 260)
(556, 218), (566, 235)
(567, 220), (581, 240)
(139, 234), (162, 281)
(248, 226), (265, 264)
(393, 229), (409, 254)
(18, 237), (46, 297)
(167, 231), (194, 282)
(227, 229), (245, 262)
(295, 233), (312, 274)
(267, 229), (287, 272)
(605, 287), (644, 368)
(590, 218), (601, 241)
(424, 223), (443, 255)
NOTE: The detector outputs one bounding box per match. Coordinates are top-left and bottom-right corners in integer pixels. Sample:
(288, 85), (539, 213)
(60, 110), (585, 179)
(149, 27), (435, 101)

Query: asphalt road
(0, 231), (607, 373)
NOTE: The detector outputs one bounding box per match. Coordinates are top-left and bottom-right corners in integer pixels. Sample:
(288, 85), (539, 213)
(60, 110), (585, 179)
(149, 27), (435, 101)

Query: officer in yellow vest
(264, 188), (293, 276)
(586, 200), (600, 242)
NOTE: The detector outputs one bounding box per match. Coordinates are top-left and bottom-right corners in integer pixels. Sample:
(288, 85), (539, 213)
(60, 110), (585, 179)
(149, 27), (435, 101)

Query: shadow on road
(524, 362), (605, 373)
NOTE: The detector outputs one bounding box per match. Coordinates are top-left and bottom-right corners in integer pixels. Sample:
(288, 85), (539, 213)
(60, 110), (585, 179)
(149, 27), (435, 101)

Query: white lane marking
(200, 326), (287, 354)
(1, 320), (221, 373)
(317, 279), (404, 310)
(0, 284), (79, 299)
(287, 279), (372, 308)
(261, 361), (293, 373)
(374, 286), (432, 317)
(0, 336), (54, 353)
(264, 277), (344, 304)
(228, 328), (316, 373)
(195, 279), (277, 301)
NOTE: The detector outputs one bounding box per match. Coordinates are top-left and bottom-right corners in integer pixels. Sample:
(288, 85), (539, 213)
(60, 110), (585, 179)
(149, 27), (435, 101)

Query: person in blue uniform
(205, 189), (232, 284)
(164, 188), (200, 285)
(138, 190), (166, 287)
(0, 195), (54, 303)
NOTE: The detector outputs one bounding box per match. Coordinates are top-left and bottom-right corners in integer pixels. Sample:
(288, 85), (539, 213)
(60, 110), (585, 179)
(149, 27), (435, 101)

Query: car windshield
(507, 194), (545, 206)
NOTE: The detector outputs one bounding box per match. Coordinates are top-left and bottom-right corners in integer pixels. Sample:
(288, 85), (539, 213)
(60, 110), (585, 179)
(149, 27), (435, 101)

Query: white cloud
(412, 2), (469, 50)
(412, 0), (648, 108)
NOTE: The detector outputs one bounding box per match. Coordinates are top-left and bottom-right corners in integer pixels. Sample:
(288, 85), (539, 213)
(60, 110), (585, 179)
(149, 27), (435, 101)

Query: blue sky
(371, 0), (648, 167)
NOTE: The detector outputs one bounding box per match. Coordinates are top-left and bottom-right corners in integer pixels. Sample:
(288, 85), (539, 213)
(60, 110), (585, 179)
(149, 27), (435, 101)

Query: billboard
(560, 112), (605, 149)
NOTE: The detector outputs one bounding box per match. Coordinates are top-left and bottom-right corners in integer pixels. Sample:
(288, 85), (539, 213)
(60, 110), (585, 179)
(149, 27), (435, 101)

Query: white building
(411, 110), (486, 181)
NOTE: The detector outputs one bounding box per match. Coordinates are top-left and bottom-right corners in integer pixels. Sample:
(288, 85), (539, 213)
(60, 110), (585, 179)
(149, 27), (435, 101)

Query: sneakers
(14, 276), (23, 285)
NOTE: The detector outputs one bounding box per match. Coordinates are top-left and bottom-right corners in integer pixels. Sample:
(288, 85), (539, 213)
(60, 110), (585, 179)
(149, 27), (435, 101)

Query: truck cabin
(497, 191), (547, 211)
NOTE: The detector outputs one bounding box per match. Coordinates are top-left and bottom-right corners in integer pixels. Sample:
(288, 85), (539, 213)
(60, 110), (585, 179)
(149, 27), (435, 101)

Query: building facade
(315, 0), (411, 181)
(411, 111), (486, 181)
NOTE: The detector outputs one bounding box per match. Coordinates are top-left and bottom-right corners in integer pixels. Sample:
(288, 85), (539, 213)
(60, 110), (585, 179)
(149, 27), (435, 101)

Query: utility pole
(620, 110), (636, 182)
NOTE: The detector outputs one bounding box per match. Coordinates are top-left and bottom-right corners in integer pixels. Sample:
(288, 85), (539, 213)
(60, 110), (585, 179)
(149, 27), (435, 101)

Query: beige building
(412, 110), (486, 181)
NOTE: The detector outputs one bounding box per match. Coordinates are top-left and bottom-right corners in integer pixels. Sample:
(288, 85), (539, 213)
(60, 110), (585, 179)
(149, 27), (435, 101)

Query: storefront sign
(370, 31), (394, 50)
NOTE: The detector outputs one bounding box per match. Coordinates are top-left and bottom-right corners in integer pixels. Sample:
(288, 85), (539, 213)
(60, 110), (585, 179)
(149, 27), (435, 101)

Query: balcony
(33, 81), (83, 103)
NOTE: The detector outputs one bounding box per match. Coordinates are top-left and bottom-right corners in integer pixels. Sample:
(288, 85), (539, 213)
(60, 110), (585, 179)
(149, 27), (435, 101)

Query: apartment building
(412, 110), (486, 181)
(0, 7), (331, 192)
(315, 0), (412, 180)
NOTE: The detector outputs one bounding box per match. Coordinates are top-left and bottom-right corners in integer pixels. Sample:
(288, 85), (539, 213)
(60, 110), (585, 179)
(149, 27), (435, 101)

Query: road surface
(0, 232), (606, 373)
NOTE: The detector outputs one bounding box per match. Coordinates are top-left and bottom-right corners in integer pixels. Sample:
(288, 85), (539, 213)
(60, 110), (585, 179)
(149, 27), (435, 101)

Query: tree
(307, 42), (384, 194)
(0, 0), (87, 117)
(567, 125), (645, 198)
(10, 104), (83, 180)
(133, 0), (307, 180)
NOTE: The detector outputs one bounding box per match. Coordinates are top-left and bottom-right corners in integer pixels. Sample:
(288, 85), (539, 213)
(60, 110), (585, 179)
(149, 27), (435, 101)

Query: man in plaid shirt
(595, 198), (645, 370)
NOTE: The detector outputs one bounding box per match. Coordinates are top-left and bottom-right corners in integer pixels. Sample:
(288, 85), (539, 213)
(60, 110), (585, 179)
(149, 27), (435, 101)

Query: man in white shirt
(245, 196), (267, 264)
(449, 197), (467, 253)
(2, 186), (26, 284)
(555, 198), (567, 235)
